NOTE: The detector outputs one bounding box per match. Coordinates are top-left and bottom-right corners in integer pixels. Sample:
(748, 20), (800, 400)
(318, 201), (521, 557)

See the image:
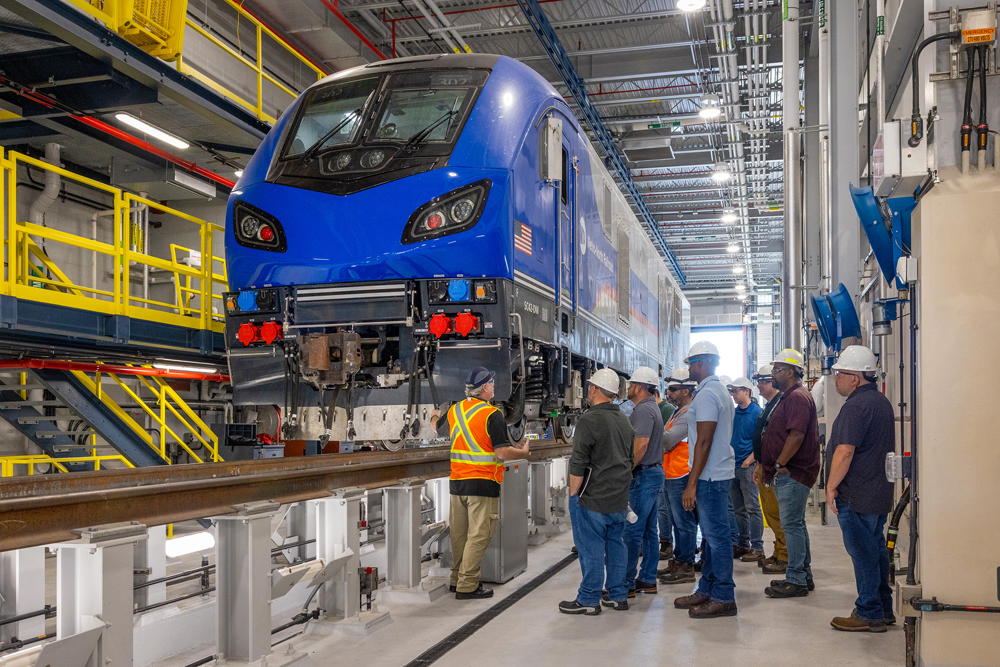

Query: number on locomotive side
(523, 301), (540, 314)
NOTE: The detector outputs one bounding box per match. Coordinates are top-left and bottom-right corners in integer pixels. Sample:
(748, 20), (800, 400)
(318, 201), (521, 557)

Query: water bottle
(626, 505), (638, 524)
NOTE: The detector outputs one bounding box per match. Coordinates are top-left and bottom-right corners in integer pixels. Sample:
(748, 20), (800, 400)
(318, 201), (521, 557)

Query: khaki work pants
(758, 474), (788, 561)
(449, 494), (500, 593)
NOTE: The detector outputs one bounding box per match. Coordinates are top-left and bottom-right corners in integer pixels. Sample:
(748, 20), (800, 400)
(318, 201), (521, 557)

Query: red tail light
(454, 312), (478, 337)
(429, 314), (452, 338)
(260, 321), (283, 344)
(258, 225), (275, 242)
(237, 323), (259, 346)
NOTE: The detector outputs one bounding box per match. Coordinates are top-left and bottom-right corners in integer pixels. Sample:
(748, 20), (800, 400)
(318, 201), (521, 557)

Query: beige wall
(916, 166), (1000, 665)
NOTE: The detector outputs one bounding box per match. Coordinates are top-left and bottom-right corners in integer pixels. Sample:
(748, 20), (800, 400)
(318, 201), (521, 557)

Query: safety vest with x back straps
(448, 398), (504, 484)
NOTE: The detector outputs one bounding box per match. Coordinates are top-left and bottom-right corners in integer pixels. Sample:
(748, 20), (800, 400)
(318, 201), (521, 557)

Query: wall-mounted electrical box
(873, 120), (928, 198)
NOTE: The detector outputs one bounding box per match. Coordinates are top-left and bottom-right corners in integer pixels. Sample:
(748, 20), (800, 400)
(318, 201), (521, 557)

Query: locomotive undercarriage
(224, 278), (612, 447)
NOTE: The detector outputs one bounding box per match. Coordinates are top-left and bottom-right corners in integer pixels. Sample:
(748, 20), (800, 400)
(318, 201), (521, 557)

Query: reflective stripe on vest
(663, 405), (691, 479)
(448, 398), (504, 483)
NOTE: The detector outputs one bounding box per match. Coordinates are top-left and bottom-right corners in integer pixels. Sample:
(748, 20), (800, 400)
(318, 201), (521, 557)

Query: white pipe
(818, 0), (831, 292)
(423, 0), (470, 53)
(409, 0), (458, 53)
(993, 132), (999, 171)
(356, 9), (411, 57)
(28, 143), (60, 225)
(782, 0), (802, 349)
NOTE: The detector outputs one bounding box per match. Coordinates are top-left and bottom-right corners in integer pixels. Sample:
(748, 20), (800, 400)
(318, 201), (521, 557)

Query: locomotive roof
(314, 54), (503, 87)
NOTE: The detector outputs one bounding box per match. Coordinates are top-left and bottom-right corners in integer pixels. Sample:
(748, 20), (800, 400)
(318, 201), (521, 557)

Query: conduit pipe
(818, 0), (832, 293)
(781, 0), (802, 350)
(0, 359), (229, 383)
(409, 0), (459, 52)
(355, 8), (411, 57)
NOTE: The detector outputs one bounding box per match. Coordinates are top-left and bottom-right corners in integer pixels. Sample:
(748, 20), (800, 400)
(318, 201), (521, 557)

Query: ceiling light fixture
(677, 0), (707, 11)
(711, 163), (731, 182)
(154, 363), (219, 374)
(735, 283), (746, 291)
(699, 93), (722, 119)
(115, 113), (189, 150)
(721, 211), (738, 223)
(733, 265), (745, 274)
(726, 243), (740, 253)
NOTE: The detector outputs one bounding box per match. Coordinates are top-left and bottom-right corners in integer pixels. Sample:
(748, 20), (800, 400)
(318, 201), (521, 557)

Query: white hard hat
(589, 368), (621, 394)
(684, 340), (721, 363)
(773, 349), (805, 370)
(629, 366), (659, 386)
(718, 375), (733, 387)
(728, 377), (754, 390)
(755, 363), (774, 379)
(832, 345), (878, 373)
(667, 368), (694, 385)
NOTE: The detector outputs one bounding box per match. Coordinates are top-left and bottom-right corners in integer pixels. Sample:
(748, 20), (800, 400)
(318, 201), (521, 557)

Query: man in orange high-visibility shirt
(433, 366), (529, 599)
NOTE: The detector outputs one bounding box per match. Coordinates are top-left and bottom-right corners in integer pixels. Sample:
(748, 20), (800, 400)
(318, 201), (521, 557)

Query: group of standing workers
(438, 339), (897, 633)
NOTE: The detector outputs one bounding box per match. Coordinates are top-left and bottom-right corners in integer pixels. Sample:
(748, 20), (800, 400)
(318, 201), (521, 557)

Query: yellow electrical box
(88, 0), (188, 61)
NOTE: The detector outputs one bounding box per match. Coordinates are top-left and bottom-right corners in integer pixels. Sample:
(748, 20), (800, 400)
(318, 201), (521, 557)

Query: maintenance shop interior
(0, 0), (996, 665)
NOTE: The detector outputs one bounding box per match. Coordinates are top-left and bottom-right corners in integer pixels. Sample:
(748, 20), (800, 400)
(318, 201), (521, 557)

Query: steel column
(53, 522), (147, 667)
(385, 481), (424, 590)
(0, 547), (45, 643)
(313, 489), (364, 620)
(214, 501), (280, 665)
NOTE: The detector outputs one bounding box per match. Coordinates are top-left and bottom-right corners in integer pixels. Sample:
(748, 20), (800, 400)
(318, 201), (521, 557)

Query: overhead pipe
(28, 143), (60, 226)
(355, 8), (411, 57)
(0, 359), (229, 383)
(781, 0), (802, 350)
(316, 0), (389, 60)
(423, 0), (472, 52)
(408, 0), (460, 53)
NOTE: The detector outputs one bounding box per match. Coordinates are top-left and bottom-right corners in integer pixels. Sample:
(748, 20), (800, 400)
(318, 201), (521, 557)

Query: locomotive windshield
(269, 68), (490, 196)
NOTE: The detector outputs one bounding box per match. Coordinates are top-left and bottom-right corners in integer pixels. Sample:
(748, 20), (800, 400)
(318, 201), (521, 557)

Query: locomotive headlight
(401, 179), (492, 245)
(333, 153), (352, 171)
(233, 200), (287, 253)
(361, 149), (386, 169)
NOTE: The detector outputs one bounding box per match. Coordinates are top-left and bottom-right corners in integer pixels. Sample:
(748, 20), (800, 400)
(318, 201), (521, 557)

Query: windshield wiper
(403, 97), (461, 153)
(299, 108), (362, 164)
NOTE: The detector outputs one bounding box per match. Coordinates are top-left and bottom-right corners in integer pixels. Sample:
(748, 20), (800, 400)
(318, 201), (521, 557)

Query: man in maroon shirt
(757, 349), (820, 598)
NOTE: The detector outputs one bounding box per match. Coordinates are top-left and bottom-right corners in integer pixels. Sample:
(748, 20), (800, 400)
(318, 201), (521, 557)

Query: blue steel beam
(514, 0), (687, 285)
(0, 388), (90, 471)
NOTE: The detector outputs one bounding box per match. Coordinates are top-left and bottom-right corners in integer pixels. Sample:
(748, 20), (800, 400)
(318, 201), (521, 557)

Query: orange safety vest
(448, 398), (504, 484)
(663, 406), (691, 480)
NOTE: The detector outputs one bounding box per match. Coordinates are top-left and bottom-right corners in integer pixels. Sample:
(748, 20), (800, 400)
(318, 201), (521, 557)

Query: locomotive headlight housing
(233, 200), (287, 253)
(401, 179), (492, 245)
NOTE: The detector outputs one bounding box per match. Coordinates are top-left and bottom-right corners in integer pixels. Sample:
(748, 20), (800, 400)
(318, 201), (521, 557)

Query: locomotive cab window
(283, 76), (380, 158)
(560, 148), (568, 204)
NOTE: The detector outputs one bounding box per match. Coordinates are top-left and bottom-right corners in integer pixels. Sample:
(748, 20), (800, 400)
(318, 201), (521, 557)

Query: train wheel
(552, 414), (577, 443)
(507, 415), (526, 443)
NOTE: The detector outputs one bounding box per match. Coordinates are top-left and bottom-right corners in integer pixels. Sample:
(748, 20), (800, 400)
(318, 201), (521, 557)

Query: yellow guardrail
(1, 148), (227, 335)
(0, 454), (135, 477)
(179, 0), (326, 124)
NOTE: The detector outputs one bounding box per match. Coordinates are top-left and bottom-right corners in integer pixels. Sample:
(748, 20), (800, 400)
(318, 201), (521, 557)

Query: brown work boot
(740, 549), (765, 563)
(659, 562), (696, 585)
(674, 592), (710, 609)
(659, 540), (673, 560)
(689, 600), (738, 618)
(831, 610), (888, 633)
(762, 559), (788, 574)
(657, 559), (679, 576)
(759, 555), (777, 568)
(733, 545), (749, 559)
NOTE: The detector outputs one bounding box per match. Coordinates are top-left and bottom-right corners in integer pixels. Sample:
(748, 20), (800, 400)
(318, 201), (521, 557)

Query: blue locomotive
(224, 53), (689, 445)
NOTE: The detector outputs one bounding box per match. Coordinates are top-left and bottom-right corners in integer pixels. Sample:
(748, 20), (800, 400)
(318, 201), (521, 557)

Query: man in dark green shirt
(559, 368), (635, 616)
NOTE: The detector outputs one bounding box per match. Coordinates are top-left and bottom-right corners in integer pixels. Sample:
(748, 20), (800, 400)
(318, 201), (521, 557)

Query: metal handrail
(0, 454), (134, 477)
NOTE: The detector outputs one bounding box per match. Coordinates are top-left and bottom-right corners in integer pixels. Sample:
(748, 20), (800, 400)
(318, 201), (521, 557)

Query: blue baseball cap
(466, 366), (496, 388)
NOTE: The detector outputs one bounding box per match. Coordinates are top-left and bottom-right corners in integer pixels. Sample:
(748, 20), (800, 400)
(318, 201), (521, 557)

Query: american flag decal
(514, 220), (532, 256)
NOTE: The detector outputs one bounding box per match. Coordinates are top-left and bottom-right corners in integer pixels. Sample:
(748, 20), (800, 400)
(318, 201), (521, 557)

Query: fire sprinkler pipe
(0, 360), (230, 383)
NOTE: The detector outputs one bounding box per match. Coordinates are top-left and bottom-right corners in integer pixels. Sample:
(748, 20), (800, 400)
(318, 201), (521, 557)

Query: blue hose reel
(810, 283), (861, 352)
(849, 183), (918, 290)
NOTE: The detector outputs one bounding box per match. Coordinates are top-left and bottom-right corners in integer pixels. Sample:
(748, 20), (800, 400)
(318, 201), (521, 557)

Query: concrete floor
(255, 509), (904, 667)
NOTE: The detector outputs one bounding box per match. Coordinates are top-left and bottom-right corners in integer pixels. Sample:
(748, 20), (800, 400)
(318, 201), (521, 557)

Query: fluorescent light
(721, 212), (738, 223)
(733, 265), (745, 274)
(154, 363), (218, 374)
(726, 243), (740, 253)
(234, 170), (244, 178)
(165, 531), (215, 558)
(115, 113), (189, 149)
(677, 0), (707, 11)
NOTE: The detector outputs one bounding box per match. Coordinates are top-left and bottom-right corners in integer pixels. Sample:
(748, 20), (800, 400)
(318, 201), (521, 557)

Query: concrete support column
(54, 522), (147, 667)
(214, 501), (280, 665)
(0, 547), (46, 644)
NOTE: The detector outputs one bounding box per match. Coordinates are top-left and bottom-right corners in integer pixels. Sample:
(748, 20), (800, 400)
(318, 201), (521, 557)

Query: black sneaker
(764, 581), (809, 598)
(456, 584), (494, 600)
(449, 585), (457, 593)
(600, 592), (628, 610)
(559, 599), (601, 615)
(884, 611), (896, 625)
(806, 577), (815, 591)
(634, 579), (657, 595)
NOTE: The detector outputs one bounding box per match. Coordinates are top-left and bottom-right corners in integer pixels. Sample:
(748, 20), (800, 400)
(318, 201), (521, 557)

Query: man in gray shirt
(560, 368), (634, 616)
(623, 366), (665, 597)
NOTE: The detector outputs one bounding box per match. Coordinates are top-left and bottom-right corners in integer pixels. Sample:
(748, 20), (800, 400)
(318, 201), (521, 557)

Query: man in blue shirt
(726, 377), (764, 562)
(672, 341), (737, 619)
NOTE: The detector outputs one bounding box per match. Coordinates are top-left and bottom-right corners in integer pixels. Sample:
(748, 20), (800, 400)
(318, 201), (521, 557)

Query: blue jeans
(569, 495), (628, 605)
(730, 464), (764, 551)
(663, 475), (698, 564)
(657, 480), (673, 545)
(836, 499), (892, 621)
(694, 478), (735, 603)
(625, 465), (666, 586)
(774, 474), (813, 586)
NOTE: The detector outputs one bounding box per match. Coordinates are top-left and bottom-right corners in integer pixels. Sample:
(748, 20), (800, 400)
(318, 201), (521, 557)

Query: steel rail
(0, 440), (572, 552)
